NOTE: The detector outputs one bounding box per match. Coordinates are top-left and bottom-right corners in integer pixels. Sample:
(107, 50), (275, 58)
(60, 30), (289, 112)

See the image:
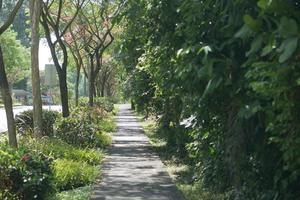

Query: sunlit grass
(48, 186), (93, 200)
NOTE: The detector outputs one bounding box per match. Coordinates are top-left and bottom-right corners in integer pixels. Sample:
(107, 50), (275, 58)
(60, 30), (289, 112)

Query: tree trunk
(83, 75), (87, 97)
(88, 56), (95, 107)
(30, 0), (43, 137)
(226, 105), (245, 200)
(40, 12), (70, 117)
(101, 82), (105, 97)
(75, 67), (80, 106)
(0, 46), (17, 147)
(58, 72), (70, 117)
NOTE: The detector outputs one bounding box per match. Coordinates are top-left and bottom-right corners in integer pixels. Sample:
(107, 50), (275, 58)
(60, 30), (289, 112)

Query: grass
(99, 113), (117, 133)
(1, 105), (117, 200)
(52, 159), (100, 190)
(48, 186), (93, 200)
(20, 137), (104, 165)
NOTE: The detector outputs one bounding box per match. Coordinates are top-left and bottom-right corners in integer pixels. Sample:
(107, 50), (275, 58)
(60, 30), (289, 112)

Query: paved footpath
(91, 104), (185, 200)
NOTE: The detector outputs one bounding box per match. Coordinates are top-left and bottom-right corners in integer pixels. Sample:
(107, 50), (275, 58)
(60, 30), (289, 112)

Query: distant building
(45, 64), (58, 87)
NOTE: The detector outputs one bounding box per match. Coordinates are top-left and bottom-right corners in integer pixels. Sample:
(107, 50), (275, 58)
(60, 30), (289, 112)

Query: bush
(98, 115), (117, 133)
(54, 106), (112, 148)
(94, 97), (114, 112)
(0, 142), (53, 199)
(20, 137), (103, 165)
(55, 117), (112, 148)
(15, 110), (59, 136)
(78, 97), (114, 112)
(52, 159), (99, 191)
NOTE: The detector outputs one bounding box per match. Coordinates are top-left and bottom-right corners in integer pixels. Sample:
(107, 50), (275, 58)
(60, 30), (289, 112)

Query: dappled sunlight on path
(91, 104), (184, 200)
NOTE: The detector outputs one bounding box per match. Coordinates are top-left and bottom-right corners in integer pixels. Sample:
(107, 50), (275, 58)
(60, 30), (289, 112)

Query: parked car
(42, 95), (54, 105)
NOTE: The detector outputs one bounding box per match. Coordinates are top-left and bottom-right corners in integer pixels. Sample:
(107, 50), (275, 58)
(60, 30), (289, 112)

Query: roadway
(0, 105), (61, 133)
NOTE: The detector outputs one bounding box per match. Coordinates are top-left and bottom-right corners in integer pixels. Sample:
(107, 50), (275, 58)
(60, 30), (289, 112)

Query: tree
(0, 29), (29, 84)
(0, 0), (30, 46)
(40, 0), (85, 117)
(120, 0), (300, 199)
(0, 0), (24, 147)
(79, 0), (125, 106)
(96, 58), (118, 97)
(30, 0), (43, 137)
(64, 24), (88, 106)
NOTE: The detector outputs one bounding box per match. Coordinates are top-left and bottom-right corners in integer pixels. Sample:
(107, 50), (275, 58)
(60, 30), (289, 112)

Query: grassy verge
(48, 186), (93, 200)
(47, 108), (117, 199)
(141, 118), (223, 200)
(0, 104), (117, 200)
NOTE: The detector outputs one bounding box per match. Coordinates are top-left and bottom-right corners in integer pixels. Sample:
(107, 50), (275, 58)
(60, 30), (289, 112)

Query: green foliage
(15, 110), (60, 136)
(0, 142), (53, 200)
(98, 114), (117, 133)
(0, 28), (29, 84)
(52, 159), (99, 191)
(20, 137), (103, 165)
(0, 96), (115, 199)
(0, 0), (30, 46)
(78, 97), (115, 113)
(48, 186), (93, 200)
(94, 97), (115, 113)
(54, 106), (112, 148)
(120, 0), (300, 199)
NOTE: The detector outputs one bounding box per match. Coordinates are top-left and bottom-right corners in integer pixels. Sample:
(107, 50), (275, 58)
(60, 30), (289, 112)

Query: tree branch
(0, 0), (3, 11)
(0, 0), (24, 35)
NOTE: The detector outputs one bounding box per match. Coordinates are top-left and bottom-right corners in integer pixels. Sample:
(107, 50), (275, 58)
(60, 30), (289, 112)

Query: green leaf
(243, 14), (262, 32)
(279, 37), (298, 63)
(261, 44), (274, 56)
(296, 78), (300, 86)
(235, 24), (252, 39)
(177, 48), (184, 57)
(246, 35), (263, 57)
(279, 17), (298, 37)
(202, 77), (223, 98)
(258, 0), (267, 9)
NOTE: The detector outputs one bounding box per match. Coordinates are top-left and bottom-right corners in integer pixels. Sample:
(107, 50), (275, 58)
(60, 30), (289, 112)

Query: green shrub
(78, 97), (114, 112)
(20, 137), (103, 165)
(98, 114), (117, 133)
(0, 142), (53, 199)
(77, 97), (89, 107)
(94, 97), (114, 112)
(54, 106), (112, 148)
(52, 159), (99, 191)
(55, 117), (101, 148)
(15, 110), (59, 136)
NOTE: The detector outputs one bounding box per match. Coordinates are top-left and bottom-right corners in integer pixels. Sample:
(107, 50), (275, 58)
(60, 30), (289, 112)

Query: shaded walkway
(91, 104), (185, 200)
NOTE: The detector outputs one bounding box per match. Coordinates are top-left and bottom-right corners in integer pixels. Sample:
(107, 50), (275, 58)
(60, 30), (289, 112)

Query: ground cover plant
(0, 102), (116, 200)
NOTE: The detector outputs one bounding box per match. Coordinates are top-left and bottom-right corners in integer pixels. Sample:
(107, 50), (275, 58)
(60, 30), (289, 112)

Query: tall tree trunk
(101, 82), (105, 97)
(88, 56), (95, 107)
(226, 105), (245, 200)
(40, 12), (70, 117)
(226, 54), (245, 200)
(83, 75), (87, 97)
(58, 72), (69, 117)
(68, 45), (81, 106)
(0, 46), (17, 147)
(93, 83), (97, 98)
(30, 0), (43, 137)
(75, 67), (80, 106)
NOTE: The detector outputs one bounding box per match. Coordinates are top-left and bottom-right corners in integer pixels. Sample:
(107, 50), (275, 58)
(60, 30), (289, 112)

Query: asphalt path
(0, 105), (61, 133)
(91, 104), (185, 200)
